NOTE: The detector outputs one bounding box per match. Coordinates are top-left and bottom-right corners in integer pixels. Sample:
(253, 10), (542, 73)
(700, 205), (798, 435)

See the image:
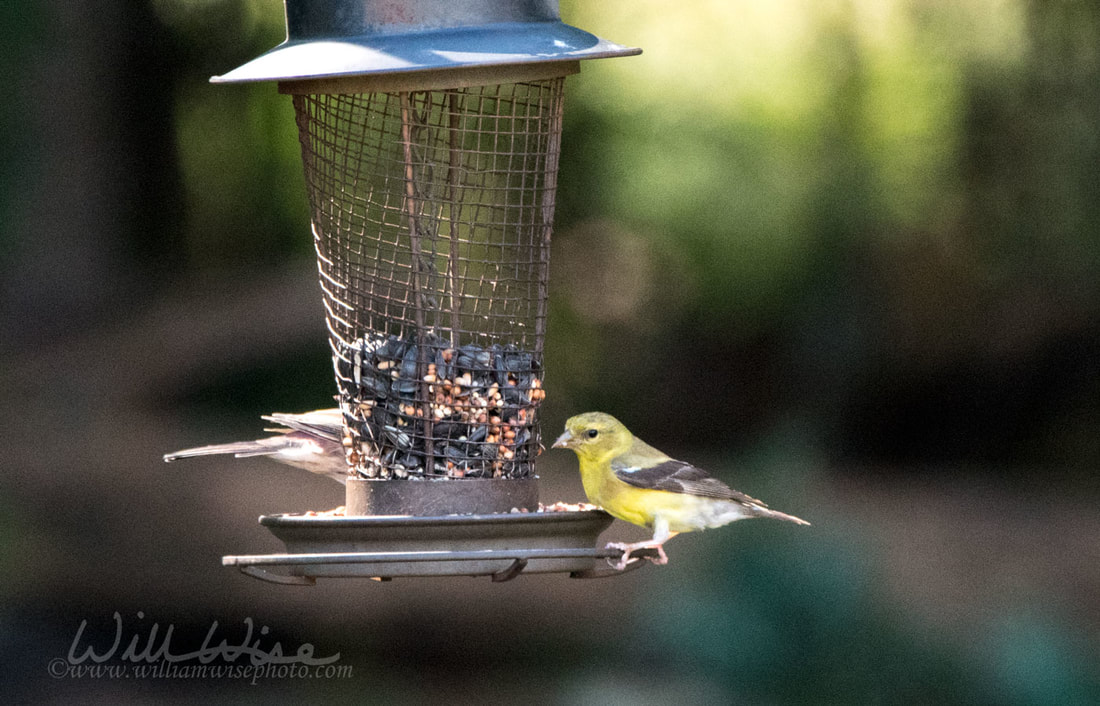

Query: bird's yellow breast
(580, 464), (715, 532)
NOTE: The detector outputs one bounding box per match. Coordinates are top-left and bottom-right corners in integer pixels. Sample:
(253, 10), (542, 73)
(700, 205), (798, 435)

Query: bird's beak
(552, 430), (574, 449)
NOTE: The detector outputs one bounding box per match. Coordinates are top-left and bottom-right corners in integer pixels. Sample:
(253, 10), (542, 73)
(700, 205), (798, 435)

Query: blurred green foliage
(155, 0), (311, 267)
(553, 0), (1100, 470)
(0, 2), (45, 256)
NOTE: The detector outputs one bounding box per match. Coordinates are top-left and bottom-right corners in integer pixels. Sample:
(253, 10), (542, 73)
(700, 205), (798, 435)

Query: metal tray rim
(259, 509), (612, 528)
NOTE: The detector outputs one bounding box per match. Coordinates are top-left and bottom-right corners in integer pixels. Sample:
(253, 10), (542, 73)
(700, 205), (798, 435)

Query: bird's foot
(605, 540), (669, 570)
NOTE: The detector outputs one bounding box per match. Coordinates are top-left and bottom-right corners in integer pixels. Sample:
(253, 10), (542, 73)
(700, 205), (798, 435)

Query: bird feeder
(213, 0), (643, 582)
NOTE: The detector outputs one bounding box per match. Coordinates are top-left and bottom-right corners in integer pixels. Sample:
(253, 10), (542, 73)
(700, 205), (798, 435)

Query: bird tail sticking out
(163, 440), (288, 461)
(748, 503), (811, 526)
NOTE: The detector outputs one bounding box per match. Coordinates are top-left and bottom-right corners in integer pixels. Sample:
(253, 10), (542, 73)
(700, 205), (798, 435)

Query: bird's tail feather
(163, 441), (280, 462)
(751, 504), (811, 526)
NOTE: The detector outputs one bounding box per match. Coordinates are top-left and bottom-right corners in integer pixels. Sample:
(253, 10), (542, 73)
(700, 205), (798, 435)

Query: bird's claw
(606, 557), (630, 571)
(648, 545), (669, 565)
(605, 542), (634, 571)
(605, 541), (670, 570)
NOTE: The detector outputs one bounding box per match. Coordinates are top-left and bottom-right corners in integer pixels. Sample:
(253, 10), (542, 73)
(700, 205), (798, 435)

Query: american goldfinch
(553, 412), (809, 569)
(164, 409), (348, 484)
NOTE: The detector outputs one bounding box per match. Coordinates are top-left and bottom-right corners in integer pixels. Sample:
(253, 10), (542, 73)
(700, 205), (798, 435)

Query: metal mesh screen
(293, 80), (564, 480)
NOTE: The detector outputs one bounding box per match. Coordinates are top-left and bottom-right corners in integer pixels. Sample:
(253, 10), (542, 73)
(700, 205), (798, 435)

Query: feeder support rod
(400, 91), (435, 471)
(535, 83), (564, 353)
(447, 92), (463, 345)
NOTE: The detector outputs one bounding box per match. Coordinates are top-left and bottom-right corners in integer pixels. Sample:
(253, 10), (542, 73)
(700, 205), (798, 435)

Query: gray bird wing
(611, 458), (768, 506)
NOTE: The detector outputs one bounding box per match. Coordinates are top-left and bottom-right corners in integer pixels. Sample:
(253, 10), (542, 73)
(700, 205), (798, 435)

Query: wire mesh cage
(292, 80), (563, 481)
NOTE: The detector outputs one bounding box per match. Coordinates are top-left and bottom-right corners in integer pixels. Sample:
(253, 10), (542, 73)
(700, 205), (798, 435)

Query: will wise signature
(66, 612), (340, 666)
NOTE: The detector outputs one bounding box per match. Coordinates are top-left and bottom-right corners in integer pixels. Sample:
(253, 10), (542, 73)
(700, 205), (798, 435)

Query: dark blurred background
(3, 0), (1099, 702)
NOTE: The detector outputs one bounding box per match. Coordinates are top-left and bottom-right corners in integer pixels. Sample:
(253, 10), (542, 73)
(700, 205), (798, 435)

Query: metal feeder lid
(211, 0), (640, 85)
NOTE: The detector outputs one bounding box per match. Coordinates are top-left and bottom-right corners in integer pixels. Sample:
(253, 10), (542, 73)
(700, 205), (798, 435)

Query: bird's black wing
(612, 459), (767, 506)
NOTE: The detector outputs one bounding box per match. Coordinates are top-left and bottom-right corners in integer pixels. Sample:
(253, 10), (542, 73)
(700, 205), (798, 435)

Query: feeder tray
(223, 510), (659, 583)
(224, 479), (655, 582)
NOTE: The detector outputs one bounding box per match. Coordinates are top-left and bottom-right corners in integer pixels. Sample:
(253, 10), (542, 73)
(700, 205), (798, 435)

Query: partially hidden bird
(163, 409), (349, 484)
(553, 412), (809, 570)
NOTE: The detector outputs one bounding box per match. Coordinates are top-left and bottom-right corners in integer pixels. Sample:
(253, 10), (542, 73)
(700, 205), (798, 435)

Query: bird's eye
(586, 429), (599, 439)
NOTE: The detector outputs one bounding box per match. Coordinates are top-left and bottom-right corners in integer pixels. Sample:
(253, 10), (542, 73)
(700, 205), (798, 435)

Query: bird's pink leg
(606, 519), (678, 570)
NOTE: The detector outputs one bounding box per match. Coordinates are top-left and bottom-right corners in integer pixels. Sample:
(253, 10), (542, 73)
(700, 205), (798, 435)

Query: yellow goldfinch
(553, 412), (809, 569)
(164, 409), (348, 484)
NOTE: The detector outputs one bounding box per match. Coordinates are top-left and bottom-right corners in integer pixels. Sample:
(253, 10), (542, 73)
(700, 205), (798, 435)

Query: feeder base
(221, 510), (656, 581)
